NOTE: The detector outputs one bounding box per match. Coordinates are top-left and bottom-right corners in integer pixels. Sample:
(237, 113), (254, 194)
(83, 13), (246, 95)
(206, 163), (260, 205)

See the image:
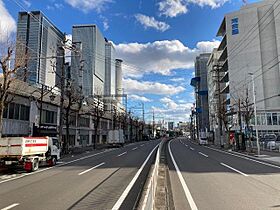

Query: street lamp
(248, 72), (260, 156)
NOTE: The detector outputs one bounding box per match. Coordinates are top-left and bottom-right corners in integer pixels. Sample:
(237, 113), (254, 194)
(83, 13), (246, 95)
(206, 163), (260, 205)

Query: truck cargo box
(0, 137), (49, 157)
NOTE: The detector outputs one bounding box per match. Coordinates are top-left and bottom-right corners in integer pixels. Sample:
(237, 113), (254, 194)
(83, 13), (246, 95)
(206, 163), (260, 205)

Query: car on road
(262, 134), (277, 150)
(199, 137), (208, 145)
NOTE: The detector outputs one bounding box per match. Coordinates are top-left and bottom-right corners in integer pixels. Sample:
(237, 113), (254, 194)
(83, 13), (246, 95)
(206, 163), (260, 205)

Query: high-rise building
(15, 11), (64, 88)
(191, 53), (211, 133)
(216, 0), (280, 136)
(115, 59), (123, 103)
(72, 24), (105, 96)
(105, 40), (116, 96)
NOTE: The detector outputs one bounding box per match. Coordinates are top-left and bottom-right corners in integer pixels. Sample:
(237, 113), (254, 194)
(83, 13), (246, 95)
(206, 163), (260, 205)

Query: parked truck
(0, 136), (60, 172)
(107, 129), (124, 147)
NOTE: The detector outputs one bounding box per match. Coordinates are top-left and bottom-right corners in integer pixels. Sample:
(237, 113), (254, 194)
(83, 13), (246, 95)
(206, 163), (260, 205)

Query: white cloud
(170, 77), (185, 82)
(135, 14), (170, 32)
(103, 20), (109, 31)
(0, 0), (16, 43)
(123, 78), (185, 95)
(158, 0), (188, 18)
(65, 0), (113, 13)
(23, 0), (31, 8)
(130, 94), (152, 102)
(151, 98), (194, 122)
(158, 0), (229, 18)
(115, 39), (220, 77)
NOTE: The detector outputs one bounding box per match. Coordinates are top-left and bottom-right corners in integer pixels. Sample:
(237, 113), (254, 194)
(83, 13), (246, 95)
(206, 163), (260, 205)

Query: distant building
(168, 122), (174, 131)
(192, 53), (211, 133)
(15, 11), (64, 88)
(217, 0), (280, 136)
(115, 59), (123, 103)
(72, 24), (105, 96)
(105, 40), (116, 96)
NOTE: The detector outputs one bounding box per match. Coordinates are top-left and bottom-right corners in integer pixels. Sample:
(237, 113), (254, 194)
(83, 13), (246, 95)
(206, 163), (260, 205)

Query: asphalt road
(167, 137), (280, 210)
(0, 140), (160, 210)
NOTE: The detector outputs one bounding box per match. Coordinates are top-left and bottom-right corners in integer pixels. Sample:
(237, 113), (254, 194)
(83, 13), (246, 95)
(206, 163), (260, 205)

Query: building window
(260, 113), (266, 125)
(266, 113), (272, 125)
(78, 117), (90, 127)
(42, 110), (57, 124)
(272, 113), (278, 125)
(231, 17), (239, 35)
(20, 105), (30, 121)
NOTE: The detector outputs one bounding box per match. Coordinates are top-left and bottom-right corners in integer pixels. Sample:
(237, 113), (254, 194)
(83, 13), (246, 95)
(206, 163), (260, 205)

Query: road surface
(167, 137), (280, 210)
(0, 140), (160, 210)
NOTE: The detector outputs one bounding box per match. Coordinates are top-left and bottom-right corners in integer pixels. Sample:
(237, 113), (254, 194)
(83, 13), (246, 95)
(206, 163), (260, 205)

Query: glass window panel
(3, 105), (8, 118)
(8, 103), (14, 119)
(14, 104), (20, 120)
(232, 24), (239, 29)
(272, 113), (278, 125)
(267, 113), (272, 125)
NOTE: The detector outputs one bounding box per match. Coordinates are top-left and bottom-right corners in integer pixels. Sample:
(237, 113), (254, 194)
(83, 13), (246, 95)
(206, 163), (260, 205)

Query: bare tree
(0, 44), (27, 137)
(240, 88), (254, 151)
(64, 81), (83, 153)
(217, 103), (234, 146)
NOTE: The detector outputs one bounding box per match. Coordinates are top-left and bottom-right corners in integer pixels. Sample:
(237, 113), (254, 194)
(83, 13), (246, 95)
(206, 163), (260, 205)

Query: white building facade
(217, 0), (280, 136)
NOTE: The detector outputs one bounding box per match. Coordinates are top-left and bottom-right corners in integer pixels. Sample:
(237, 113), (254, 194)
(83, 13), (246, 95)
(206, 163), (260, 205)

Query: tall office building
(217, 0), (280, 135)
(15, 11), (64, 88)
(72, 24), (105, 96)
(115, 59), (123, 103)
(191, 53), (211, 133)
(105, 40), (116, 96)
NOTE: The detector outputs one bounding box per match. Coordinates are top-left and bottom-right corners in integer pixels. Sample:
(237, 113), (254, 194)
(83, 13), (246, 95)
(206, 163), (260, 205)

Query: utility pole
(249, 73), (260, 156)
(215, 64), (223, 147)
(58, 35), (66, 152)
(238, 98), (242, 150)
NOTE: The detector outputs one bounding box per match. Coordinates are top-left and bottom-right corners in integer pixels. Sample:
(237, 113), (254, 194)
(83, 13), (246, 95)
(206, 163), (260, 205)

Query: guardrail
(140, 141), (163, 210)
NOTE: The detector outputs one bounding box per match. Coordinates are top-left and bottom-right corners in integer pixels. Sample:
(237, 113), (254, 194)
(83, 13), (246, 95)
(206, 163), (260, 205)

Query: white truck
(0, 136), (60, 172)
(107, 129), (124, 147)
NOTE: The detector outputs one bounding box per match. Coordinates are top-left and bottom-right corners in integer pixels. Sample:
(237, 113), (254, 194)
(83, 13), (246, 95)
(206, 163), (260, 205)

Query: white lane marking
(0, 149), (114, 185)
(198, 152), (208, 158)
(112, 143), (160, 210)
(78, 162), (105, 176)
(168, 140), (198, 210)
(1, 203), (19, 210)
(132, 147), (138, 151)
(220, 163), (249, 177)
(185, 144), (188, 147)
(190, 147), (194, 151)
(140, 144), (145, 147)
(117, 152), (127, 157)
(206, 146), (280, 169)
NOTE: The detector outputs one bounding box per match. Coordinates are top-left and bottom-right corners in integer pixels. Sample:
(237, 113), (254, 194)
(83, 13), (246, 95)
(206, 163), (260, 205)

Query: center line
(198, 152), (208, 158)
(1, 203), (20, 210)
(190, 147), (194, 151)
(78, 162), (105, 175)
(132, 147), (138, 151)
(220, 163), (249, 177)
(117, 152), (127, 157)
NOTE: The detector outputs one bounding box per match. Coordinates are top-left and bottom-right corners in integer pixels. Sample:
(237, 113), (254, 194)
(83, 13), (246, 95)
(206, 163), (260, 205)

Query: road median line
(198, 152), (208, 158)
(1, 203), (19, 210)
(78, 162), (105, 176)
(117, 152), (127, 157)
(220, 163), (249, 177)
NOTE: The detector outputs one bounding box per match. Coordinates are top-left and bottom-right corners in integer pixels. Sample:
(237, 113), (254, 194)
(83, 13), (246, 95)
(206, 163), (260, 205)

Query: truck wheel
(51, 157), (57, 166)
(32, 159), (39, 172)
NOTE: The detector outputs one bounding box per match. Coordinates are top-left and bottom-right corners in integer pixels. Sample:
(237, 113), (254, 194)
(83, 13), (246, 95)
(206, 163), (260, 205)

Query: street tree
(0, 43), (27, 137)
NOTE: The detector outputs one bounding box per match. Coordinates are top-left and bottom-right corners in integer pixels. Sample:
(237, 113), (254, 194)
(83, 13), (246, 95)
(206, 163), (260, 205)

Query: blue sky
(1, 0), (261, 123)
